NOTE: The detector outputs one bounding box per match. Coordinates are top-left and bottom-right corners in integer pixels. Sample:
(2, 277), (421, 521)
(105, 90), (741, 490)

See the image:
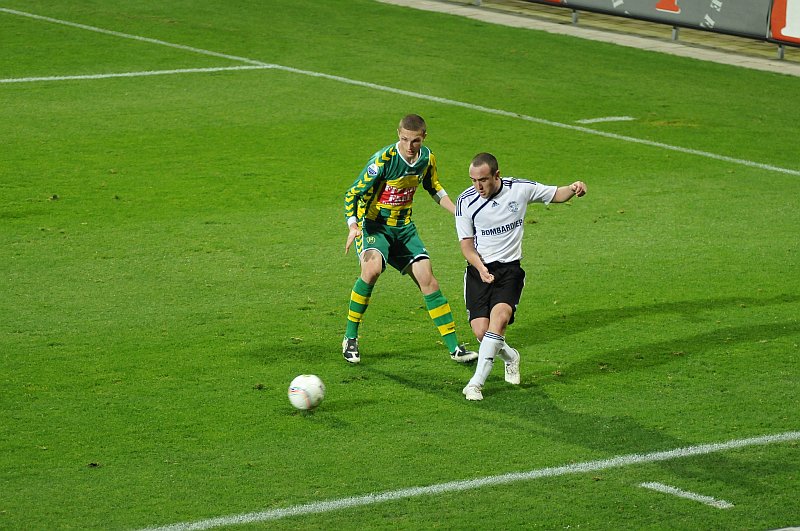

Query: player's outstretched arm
(552, 181), (587, 203)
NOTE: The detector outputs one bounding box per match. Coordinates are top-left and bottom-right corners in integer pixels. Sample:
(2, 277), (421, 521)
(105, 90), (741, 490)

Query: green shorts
(356, 219), (429, 274)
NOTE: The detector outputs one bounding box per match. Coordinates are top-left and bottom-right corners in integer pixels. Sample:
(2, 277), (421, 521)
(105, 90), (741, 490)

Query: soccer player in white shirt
(455, 152), (587, 400)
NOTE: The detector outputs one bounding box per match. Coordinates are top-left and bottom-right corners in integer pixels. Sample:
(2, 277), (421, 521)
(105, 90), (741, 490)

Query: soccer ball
(288, 374), (325, 410)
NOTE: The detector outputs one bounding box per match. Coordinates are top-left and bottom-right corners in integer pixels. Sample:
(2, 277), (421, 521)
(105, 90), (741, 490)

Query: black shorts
(464, 260), (526, 324)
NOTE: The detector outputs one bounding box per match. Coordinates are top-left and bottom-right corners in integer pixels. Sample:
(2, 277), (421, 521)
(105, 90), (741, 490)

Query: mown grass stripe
(2, 8), (799, 177)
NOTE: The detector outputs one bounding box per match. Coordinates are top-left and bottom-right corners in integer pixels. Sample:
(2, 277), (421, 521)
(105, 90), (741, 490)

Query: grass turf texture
(1, 0), (799, 529)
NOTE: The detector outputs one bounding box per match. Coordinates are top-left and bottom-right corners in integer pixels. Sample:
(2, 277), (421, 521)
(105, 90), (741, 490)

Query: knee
(422, 276), (439, 293)
(490, 304), (514, 328)
(471, 323), (488, 342)
(410, 260), (439, 293)
(361, 268), (380, 284)
(360, 253), (383, 284)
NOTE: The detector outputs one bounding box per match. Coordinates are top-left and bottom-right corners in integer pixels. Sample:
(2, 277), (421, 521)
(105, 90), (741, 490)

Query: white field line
(139, 431), (800, 531)
(640, 482), (735, 509)
(576, 116), (635, 124)
(2, 7), (799, 178)
(0, 65), (272, 84)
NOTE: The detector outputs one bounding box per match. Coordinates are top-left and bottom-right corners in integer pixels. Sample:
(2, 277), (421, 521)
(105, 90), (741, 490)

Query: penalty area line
(640, 482), (734, 509)
(139, 431), (800, 531)
(0, 65), (273, 84)
(255, 64), (800, 177)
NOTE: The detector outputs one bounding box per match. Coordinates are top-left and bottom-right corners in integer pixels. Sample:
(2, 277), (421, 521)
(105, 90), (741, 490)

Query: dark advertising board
(528, 0), (772, 40)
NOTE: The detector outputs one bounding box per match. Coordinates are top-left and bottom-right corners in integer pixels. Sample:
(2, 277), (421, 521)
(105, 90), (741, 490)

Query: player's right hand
(344, 225), (361, 254)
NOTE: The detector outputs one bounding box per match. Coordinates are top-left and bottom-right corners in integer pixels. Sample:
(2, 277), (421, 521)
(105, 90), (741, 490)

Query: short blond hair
(399, 114), (427, 133)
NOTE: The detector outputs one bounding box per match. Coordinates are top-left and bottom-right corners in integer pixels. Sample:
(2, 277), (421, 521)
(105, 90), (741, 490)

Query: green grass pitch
(1, 1), (799, 529)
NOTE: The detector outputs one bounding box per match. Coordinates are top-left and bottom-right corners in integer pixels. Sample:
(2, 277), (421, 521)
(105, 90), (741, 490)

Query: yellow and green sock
(424, 289), (458, 353)
(345, 277), (373, 339)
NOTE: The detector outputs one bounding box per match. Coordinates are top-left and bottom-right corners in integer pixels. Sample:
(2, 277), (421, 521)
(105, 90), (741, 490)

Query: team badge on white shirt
(455, 178), (557, 264)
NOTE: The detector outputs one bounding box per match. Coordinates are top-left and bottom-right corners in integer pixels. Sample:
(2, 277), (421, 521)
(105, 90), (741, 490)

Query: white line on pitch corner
(2, 8), (799, 178)
(138, 431), (800, 530)
(640, 482), (734, 509)
(576, 116), (635, 124)
(0, 65), (272, 84)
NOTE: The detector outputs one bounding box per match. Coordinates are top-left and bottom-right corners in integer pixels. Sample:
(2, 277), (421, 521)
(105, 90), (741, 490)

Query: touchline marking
(640, 482), (734, 509)
(139, 431), (800, 530)
(576, 116), (635, 124)
(3, 8), (799, 178)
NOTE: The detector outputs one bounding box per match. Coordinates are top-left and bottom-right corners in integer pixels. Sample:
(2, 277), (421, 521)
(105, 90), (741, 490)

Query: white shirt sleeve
(528, 182), (557, 205)
(455, 212), (474, 240)
(455, 193), (475, 240)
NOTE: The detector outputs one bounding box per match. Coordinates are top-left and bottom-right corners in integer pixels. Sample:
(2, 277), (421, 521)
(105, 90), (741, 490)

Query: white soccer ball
(288, 374), (325, 410)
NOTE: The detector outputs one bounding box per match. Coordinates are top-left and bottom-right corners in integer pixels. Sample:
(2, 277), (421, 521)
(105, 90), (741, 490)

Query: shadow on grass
(504, 293), (800, 378)
(368, 293), (799, 490)
(368, 294), (800, 387)
(514, 293), (800, 348)
(539, 317), (800, 383)
(482, 385), (796, 493)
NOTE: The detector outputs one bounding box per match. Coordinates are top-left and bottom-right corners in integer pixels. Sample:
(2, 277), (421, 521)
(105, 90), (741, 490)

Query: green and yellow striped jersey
(344, 143), (446, 227)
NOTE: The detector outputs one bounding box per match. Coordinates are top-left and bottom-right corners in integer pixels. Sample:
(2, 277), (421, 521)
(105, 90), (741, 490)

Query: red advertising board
(771, 0), (800, 45)
(655, 0), (681, 14)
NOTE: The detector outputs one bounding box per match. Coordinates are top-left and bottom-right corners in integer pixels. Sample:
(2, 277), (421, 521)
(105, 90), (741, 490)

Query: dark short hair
(399, 114), (427, 133)
(470, 152), (499, 175)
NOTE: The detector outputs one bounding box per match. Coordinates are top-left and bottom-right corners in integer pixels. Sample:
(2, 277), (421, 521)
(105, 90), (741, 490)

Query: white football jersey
(455, 178), (557, 264)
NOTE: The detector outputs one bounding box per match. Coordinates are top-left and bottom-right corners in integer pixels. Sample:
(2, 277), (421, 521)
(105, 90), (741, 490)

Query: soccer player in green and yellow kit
(342, 114), (477, 365)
